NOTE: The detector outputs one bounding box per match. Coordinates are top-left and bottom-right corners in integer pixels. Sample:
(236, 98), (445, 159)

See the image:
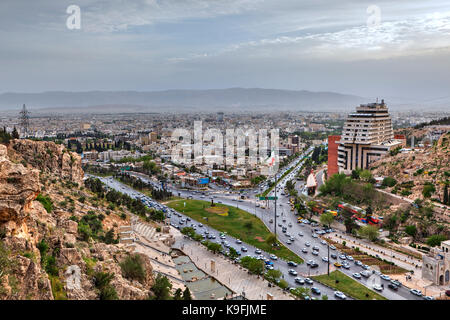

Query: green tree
(206, 241), (222, 254)
(120, 254), (146, 283)
(93, 271), (118, 300)
(426, 235), (447, 247)
(182, 287), (192, 300)
(228, 247), (239, 260)
(150, 274), (172, 300)
(11, 127), (19, 139)
(278, 279), (289, 289)
(264, 269), (282, 283)
(382, 177), (397, 188)
(404, 225), (417, 238)
(240, 256), (264, 275)
(0, 242), (12, 281)
(265, 234), (277, 246)
(422, 183), (436, 198)
(173, 288), (182, 300)
(291, 287), (310, 299)
(358, 225), (379, 242)
(351, 169), (360, 180)
(319, 212), (334, 228)
(360, 170), (373, 182)
(443, 184), (449, 205)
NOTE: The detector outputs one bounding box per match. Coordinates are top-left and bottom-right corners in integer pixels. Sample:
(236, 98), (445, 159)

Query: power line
(19, 104), (30, 136)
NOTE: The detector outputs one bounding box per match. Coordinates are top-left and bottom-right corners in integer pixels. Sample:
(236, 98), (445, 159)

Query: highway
(91, 146), (426, 300)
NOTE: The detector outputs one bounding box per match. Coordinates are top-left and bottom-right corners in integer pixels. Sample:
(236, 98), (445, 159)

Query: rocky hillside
(370, 131), (449, 203)
(0, 140), (155, 300)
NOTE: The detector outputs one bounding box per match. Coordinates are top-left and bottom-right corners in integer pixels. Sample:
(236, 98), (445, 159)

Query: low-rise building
(422, 240), (450, 286)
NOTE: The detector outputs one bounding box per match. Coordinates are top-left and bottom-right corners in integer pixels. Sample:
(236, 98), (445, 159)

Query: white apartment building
(338, 100), (403, 173)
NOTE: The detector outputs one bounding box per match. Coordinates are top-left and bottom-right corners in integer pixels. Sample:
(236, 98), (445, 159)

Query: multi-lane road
(92, 146), (427, 300)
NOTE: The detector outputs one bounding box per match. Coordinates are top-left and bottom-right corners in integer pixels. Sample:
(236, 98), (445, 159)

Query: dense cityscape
(0, 1), (449, 316)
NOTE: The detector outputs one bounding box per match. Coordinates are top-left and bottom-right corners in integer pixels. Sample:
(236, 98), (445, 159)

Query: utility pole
(274, 177), (277, 242)
(327, 242), (330, 276)
(19, 104), (30, 137)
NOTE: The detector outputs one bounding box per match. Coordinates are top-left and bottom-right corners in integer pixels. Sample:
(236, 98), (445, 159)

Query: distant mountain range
(0, 88), (367, 113)
(0, 88), (448, 114)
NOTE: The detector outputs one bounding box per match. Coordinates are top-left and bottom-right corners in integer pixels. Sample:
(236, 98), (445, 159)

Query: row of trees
(115, 173), (172, 201)
(85, 177), (165, 221)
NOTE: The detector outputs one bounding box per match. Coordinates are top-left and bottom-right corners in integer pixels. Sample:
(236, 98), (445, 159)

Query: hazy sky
(1, 0), (450, 100)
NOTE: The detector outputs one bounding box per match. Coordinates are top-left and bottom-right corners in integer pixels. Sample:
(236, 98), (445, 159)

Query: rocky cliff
(9, 139), (84, 185)
(0, 140), (154, 300)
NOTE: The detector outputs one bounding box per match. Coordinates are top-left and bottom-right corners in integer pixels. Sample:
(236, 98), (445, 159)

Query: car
(388, 283), (399, 291)
(312, 234), (318, 238)
(288, 223), (292, 227)
(286, 240), (292, 245)
(311, 287), (321, 295)
(304, 278), (313, 285)
(410, 289), (423, 297)
(270, 254), (278, 260)
(346, 256), (354, 261)
(342, 263), (351, 269)
(339, 254), (346, 260)
(330, 253), (337, 259)
(241, 247), (248, 252)
(334, 291), (346, 299)
(355, 260), (362, 266)
(424, 296), (435, 300)
(310, 262), (319, 268)
(373, 284), (383, 291)
(255, 249), (262, 254)
(391, 279), (402, 287)
(321, 240), (327, 245)
(362, 264), (370, 270)
(294, 277), (305, 285)
(288, 269), (298, 276)
(298, 232), (304, 237)
(334, 262), (342, 268)
(313, 246), (320, 251)
(312, 250), (319, 256)
(360, 271), (371, 278)
(287, 261), (298, 267)
(322, 257), (329, 262)
(220, 235), (226, 240)
(329, 245), (336, 250)
(305, 242), (311, 247)
(265, 264), (274, 270)
(353, 273), (362, 279)
(289, 237), (295, 242)
(380, 274), (391, 281)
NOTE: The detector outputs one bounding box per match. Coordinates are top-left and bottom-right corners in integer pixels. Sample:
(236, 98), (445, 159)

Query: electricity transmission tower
(19, 104), (30, 136)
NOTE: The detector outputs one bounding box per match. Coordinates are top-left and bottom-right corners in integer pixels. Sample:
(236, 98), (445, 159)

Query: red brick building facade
(327, 135), (341, 177)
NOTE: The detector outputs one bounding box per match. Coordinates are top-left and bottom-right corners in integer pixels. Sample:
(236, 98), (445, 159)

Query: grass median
(312, 270), (387, 300)
(167, 199), (303, 264)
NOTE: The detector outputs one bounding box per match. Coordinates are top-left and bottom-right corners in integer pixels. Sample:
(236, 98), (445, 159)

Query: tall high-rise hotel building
(330, 100), (402, 175)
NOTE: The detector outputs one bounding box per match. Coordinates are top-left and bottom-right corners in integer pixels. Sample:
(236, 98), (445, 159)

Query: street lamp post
(274, 178), (278, 241)
(327, 243), (330, 276)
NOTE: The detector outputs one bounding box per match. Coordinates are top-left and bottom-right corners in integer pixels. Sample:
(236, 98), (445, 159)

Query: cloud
(167, 9), (450, 62)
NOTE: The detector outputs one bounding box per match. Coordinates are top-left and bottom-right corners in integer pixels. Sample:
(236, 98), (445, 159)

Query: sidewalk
(325, 232), (421, 274)
(173, 232), (294, 300)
